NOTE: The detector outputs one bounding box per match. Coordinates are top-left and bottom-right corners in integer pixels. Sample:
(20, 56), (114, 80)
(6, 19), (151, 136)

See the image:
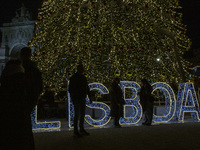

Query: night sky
(0, 0), (200, 49)
(0, 0), (42, 24)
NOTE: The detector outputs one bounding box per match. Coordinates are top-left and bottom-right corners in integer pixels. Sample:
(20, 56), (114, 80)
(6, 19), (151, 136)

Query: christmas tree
(30, 0), (191, 91)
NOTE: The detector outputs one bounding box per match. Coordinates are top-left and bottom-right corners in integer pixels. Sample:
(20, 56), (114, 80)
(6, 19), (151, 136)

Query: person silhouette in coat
(69, 63), (92, 137)
(110, 77), (125, 127)
(138, 79), (154, 126)
(0, 60), (35, 150)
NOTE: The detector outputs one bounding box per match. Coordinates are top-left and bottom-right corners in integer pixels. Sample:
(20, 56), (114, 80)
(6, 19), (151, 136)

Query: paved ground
(34, 120), (200, 150)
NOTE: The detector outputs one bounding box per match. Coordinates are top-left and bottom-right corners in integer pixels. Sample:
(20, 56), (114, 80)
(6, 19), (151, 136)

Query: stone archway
(0, 4), (36, 75)
(10, 44), (27, 59)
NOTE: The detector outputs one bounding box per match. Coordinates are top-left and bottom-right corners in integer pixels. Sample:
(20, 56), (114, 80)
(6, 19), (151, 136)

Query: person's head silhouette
(20, 47), (32, 60)
(114, 77), (120, 84)
(141, 78), (149, 86)
(77, 63), (84, 74)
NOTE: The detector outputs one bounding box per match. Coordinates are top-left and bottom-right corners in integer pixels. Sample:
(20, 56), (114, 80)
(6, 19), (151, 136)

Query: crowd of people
(0, 47), (155, 148)
(0, 47), (42, 150)
(68, 64), (155, 137)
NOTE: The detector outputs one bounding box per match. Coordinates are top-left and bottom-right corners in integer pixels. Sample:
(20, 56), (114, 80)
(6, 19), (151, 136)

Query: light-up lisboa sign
(31, 106), (61, 130)
(31, 82), (200, 130)
(151, 82), (176, 123)
(120, 81), (142, 125)
(176, 83), (200, 121)
(68, 83), (111, 128)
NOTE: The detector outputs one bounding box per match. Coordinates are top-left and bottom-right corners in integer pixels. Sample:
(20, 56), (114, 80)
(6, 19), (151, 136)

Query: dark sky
(180, 0), (200, 49)
(0, 0), (42, 24)
(0, 0), (200, 49)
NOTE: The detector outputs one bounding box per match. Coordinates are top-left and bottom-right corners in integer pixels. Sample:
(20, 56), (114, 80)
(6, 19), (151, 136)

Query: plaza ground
(34, 119), (200, 150)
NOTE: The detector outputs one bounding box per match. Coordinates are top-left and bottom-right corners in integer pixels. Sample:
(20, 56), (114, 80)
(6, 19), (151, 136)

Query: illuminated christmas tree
(30, 0), (191, 91)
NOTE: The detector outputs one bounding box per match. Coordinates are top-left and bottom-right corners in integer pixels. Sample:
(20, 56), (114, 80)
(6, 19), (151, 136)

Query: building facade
(0, 4), (36, 74)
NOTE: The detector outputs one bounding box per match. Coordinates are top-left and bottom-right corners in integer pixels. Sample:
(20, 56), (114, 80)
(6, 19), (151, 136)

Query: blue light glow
(68, 83), (111, 128)
(85, 83), (111, 127)
(151, 82), (176, 123)
(30, 81), (200, 130)
(176, 83), (200, 121)
(31, 106), (61, 130)
(120, 81), (142, 125)
(67, 79), (74, 128)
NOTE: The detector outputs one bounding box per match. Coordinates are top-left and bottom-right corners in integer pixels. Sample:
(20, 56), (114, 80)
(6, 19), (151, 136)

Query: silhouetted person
(0, 60), (35, 149)
(138, 79), (154, 126)
(20, 47), (43, 109)
(20, 47), (43, 149)
(110, 77), (125, 127)
(69, 64), (91, 137)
